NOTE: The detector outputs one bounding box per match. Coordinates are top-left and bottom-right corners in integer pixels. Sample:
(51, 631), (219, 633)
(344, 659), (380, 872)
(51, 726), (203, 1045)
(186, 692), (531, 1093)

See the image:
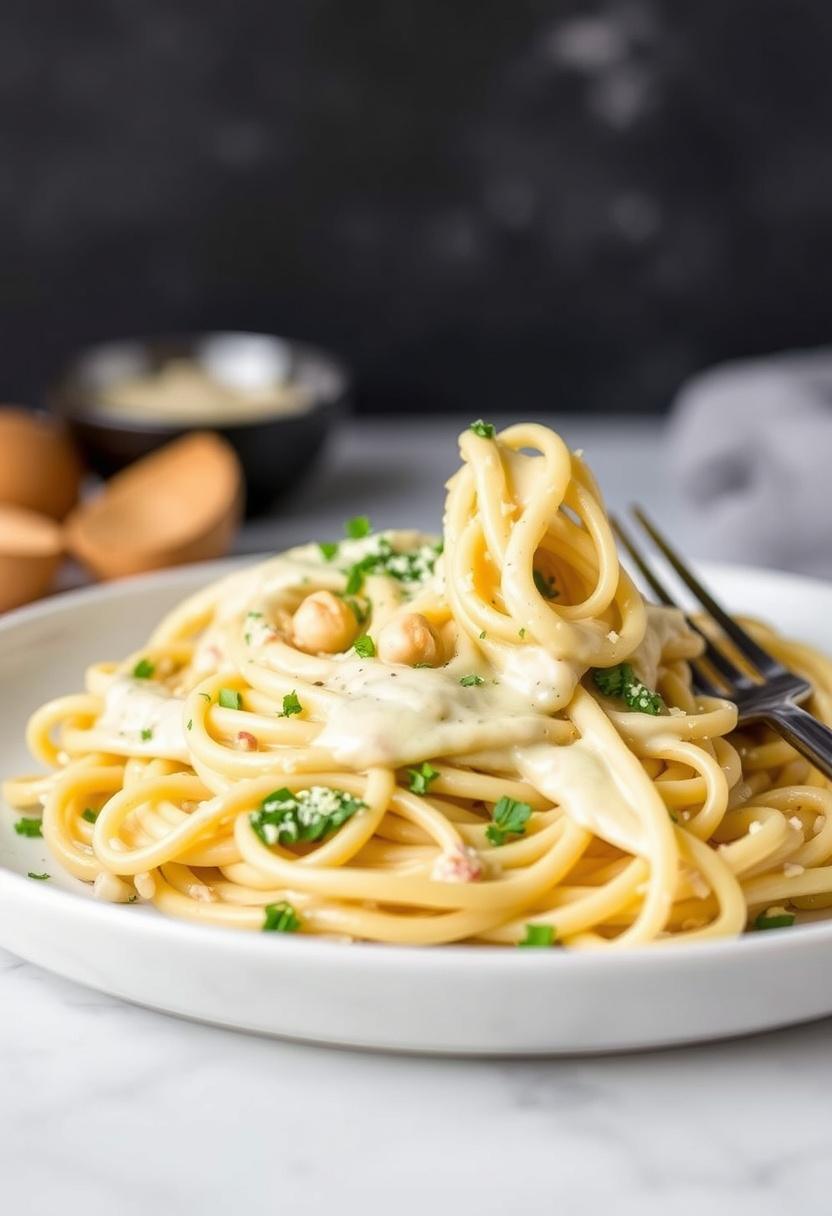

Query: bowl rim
(46, 329), (352, 434)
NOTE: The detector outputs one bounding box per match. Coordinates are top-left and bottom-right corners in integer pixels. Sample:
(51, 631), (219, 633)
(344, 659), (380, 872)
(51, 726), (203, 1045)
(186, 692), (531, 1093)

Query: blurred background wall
(3, 0), (831, 414)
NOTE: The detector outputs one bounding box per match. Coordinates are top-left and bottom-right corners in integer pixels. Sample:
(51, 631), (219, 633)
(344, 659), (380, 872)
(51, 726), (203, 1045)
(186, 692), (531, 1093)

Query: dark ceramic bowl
(47, 332), (351, 515)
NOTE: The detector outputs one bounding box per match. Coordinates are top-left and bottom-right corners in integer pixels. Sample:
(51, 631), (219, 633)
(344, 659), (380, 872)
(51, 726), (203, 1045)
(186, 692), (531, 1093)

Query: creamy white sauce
(629, 604), (693, 689)
(497, 645), (580, 712)
(99, 677), (188, 760)
(511, 607), (696, 854)
(517, 738), (647, 856)
(316, 659), (551, 769)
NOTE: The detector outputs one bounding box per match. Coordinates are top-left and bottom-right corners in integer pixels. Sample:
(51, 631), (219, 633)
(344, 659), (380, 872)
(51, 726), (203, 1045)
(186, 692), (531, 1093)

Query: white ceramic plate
(2, 559), (832, 1055)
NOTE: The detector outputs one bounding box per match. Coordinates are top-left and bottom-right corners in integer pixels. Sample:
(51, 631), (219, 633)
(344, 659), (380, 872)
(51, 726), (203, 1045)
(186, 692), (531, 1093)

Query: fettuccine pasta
(6, 420), (832, 948)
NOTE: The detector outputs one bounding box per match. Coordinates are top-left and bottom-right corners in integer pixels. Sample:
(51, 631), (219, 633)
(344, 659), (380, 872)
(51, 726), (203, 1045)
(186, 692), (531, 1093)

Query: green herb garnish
(593, 663), (663, 715)
(318, 541), (339, 561)
(519, 924), (556, 948)
(140, 728), (153, 741)
(533, 569), (558, 600)
(251, 786), (367, 847)
(345, 515), (372, 539)
(343, 537), (442, 596)
(198, 692), (211, 702)
(407, 762), (440, 795)
(459, 674), (484, 687)
(132, 658), (155, 679)
(354, 635), (376, 659)
(218, 687), (242, 710)
(27, 871), (49, 880)
(14, 817), (42, 837)
(478, 630), (487, 640)
(81, 808), (98, 824)
(280, 691), (303, 718)
(486, 796), (533, 846)
(470, 420), (496, 439)
(518, 627), (526, 638)
(344, 565), (365, 596)
(186, 719), (193, 731)
(754, 910), (796, 931)
(263, 901), (301, 933)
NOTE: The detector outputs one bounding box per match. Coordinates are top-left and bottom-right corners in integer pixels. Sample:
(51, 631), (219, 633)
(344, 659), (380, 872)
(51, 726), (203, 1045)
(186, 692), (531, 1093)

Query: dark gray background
(2, 0), (830, 413)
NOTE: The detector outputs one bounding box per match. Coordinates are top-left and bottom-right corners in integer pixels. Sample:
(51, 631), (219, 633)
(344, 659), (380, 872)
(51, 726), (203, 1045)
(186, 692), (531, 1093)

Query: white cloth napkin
(667, 349), (832, 578)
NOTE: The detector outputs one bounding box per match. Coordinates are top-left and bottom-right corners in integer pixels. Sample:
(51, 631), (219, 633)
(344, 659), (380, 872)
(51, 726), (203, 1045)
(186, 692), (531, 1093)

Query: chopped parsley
(470, 419), (496, 439)
(344, 564), (365, 596)
(279, 691), (303, 718)
(218, 687), (242, 710)
(140, 728), (154, 741)
(407, 762), (440, 795)
(198, 692), (211, 702)
(251, 786), (367, 846)
(187, 718), (193, 731)
(263, 901), (301, 933)
(459, 674), (484, 687)
(354, 635), (376, 658)
(533, 569), (558, 600)
(345, 514), (372, 539)
(593, 663), (664, 715)
(478, 630), (487, 640)
(519, 924), (556, 948)
(318, 541), (339, 561)
(132, 658), (155, 679)
(518, 627), (526, 638)
(343, 536), (442, 596)
(486, 796), (532, 846)
(754, 910), (796, 931)
(14, 817), (42, 838)
(27, 871), (49, 880)
(81, 808), (99, 823)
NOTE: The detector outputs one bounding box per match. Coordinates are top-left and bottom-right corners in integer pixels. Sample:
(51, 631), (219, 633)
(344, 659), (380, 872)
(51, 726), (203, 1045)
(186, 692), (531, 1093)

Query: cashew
(376, 613), (441, 667)
(292, 591), (358, 654)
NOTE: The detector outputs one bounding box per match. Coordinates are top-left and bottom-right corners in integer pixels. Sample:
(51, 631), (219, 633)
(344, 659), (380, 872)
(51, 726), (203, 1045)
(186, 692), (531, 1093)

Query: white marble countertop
(3, 415), (830, 1214)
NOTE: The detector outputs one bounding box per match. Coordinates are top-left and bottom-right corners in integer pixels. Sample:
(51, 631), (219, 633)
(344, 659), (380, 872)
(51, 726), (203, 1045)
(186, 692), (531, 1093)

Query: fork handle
(767, 703), (832, 783)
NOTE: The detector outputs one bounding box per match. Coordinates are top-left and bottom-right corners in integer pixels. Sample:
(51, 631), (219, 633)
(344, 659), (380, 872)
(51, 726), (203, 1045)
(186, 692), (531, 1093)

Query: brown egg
(0, 407), (82, 519)
(0, 503), (64, 611)
(65, 431), (243, 580)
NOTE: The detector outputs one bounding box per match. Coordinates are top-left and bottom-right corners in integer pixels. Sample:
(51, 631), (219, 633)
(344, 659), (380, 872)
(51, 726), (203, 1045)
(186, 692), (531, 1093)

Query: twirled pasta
(6, 421), (832, 947)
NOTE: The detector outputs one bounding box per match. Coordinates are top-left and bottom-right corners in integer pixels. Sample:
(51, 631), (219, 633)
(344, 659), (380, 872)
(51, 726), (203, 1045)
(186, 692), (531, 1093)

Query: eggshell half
(65, 431), (243, 579)
(0, 503), (64, 611)
(0, 407), (82, 519)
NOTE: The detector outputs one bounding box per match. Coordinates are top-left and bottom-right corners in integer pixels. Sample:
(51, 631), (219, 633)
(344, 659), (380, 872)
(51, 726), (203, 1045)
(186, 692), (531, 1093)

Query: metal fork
(612, 506), (832, 782)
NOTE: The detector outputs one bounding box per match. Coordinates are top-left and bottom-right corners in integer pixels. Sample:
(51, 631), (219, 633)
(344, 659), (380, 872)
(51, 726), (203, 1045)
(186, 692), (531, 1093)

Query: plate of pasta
(2, 420), (832, 1055)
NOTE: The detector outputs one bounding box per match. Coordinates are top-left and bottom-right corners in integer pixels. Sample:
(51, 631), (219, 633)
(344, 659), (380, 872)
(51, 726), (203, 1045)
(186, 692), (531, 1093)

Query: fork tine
(630, 506), (784, 679)
(611, 515), (729, 696)
(612, 515), (677, 608)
